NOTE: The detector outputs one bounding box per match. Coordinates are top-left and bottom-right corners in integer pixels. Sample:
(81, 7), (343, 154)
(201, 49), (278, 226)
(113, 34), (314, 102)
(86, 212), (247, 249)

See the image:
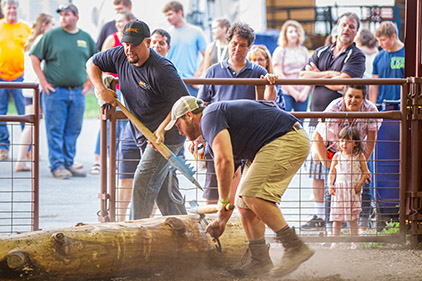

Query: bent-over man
(165, 97), (313, 278)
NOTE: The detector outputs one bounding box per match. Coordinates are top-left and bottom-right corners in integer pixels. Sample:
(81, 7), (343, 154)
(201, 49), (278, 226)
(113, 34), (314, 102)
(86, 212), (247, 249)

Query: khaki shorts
(236, 128), (310, 209)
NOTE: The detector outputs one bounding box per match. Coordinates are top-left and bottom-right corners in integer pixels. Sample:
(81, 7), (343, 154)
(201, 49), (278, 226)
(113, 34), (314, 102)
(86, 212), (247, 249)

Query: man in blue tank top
(165, 96), (314, 278)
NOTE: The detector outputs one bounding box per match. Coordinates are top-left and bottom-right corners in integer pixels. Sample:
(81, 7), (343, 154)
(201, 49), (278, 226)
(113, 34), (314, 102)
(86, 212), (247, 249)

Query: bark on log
(0, 215), (248, 280)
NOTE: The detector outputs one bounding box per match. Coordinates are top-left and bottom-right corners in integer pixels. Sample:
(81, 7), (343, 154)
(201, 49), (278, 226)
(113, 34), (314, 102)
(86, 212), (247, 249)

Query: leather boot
(271, 227), (314, 278)
(232, 241), (273, 277)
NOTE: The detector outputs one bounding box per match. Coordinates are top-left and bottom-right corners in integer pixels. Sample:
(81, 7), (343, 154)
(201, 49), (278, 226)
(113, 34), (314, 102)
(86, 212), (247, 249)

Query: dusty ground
(113, 243), (422, 281)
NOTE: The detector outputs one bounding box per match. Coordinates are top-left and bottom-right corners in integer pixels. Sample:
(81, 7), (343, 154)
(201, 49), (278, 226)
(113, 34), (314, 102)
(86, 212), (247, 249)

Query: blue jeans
(282, 94), (308, 122)
(0, 76), (25, 150)
(42, 87), (85, 172)
(130, 142), (187, 219)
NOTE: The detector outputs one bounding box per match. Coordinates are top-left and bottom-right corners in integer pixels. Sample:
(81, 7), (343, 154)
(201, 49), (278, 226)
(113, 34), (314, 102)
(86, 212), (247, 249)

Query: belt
(291, 122), (303, 132)
(55, 86), (82, 90)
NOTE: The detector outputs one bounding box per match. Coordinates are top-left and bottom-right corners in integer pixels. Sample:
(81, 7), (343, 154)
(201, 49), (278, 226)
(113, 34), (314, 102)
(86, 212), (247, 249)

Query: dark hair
(357, 28), (378, 49)
(152, 28), (171, 45)
(214, 18), (231, 31)
(344, 85), (367, 99)
(163, 1), (183, 16)
(338, 12), (360, 30)
(113, 0), (132, 7)
(338, 126), (364, 155)
(226, 22), (255, 47)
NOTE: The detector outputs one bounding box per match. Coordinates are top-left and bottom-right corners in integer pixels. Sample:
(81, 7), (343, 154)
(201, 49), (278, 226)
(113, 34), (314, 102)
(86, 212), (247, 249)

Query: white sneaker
(330, 242), (339, 249)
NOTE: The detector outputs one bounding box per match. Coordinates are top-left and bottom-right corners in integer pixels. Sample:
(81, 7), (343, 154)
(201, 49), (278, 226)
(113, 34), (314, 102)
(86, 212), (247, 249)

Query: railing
(97, 77), (421, 245)
(0, 82), (40, 233)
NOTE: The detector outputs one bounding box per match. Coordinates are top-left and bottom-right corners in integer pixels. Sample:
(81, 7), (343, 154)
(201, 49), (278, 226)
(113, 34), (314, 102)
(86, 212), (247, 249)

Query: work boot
(271, 227), (314, 278)
(231, 240), (273, 277)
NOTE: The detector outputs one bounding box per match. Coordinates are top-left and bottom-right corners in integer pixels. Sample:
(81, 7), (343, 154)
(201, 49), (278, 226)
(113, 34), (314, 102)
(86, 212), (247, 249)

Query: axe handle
(116, 100), (171, 159)
(195, 203), (235, 214)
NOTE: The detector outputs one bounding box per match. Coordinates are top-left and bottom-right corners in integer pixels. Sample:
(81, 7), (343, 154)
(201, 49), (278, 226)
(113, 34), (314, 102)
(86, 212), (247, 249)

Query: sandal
(90, 163), (100, 175)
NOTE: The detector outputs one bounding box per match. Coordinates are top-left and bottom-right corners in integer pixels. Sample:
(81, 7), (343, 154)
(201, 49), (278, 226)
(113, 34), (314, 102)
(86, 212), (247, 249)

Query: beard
(183, 121), (200, 141)
(126, 54), (139, 64)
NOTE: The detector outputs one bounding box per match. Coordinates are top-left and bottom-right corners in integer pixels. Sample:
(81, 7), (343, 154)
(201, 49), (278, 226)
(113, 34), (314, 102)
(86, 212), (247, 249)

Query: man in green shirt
(30, 4), (97, 179)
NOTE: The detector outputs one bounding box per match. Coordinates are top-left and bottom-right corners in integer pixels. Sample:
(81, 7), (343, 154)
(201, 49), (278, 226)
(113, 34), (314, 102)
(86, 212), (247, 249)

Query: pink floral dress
(330, 153), (362, 222)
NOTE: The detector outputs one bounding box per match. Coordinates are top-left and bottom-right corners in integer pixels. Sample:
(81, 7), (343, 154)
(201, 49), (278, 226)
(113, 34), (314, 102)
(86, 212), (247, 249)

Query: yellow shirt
(0, 20), (31, 80)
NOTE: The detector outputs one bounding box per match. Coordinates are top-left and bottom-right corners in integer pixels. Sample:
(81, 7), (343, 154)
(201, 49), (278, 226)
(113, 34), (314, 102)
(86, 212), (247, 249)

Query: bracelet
(219, 198), (229, 205)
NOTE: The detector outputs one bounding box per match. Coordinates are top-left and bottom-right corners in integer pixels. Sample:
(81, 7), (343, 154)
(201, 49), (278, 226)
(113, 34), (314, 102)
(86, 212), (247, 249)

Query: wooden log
(0, 215), (248, 280)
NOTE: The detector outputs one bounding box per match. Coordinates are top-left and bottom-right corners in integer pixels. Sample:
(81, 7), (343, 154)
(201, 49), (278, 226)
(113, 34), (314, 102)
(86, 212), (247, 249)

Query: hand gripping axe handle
(115, 100), (203, 191)
(189, 200), (235, 252)
(189, 202), (235, 214)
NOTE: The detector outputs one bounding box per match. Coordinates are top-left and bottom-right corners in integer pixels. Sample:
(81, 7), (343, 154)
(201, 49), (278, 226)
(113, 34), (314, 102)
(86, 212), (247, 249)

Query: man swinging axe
(165, 96), (314, 278)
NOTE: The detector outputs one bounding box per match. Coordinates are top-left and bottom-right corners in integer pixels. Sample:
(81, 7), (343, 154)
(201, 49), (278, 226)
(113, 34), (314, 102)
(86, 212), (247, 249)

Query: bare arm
(328, 153), (339, 195)
(369, 74), (379, 104)
(262, 74), (278, 101)
(324, 72), (351, 91)
(313, 130), (330, 168)
(355, 153), (370, 193)
(82, 79), (92, 95)
(194, 50), (206, 79)
(101, 34), (115, 52)
(154, 111), (172, 145)
(205, 129), (235, 239)
(299, 62), (348, 91)
(86, 57), (118, 106)
(30, 55), (55, 95)
(200, 43), (213, 77)
(364, 130), (377, 161)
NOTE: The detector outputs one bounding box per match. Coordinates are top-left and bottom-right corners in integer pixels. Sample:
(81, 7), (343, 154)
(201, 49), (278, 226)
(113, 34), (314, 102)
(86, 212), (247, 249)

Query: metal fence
(97, 77), (415, 245)
(0, 82), (40, 234)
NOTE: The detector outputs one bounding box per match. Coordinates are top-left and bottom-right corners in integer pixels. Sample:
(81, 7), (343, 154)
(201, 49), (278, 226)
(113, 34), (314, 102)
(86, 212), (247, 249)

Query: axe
(189, 200), (234, 252)
(115, 100), (203, 191)
(189, 200), (235, 214)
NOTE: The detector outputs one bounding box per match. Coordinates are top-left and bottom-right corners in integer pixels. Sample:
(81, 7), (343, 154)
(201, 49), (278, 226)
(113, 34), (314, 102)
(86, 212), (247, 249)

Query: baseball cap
(56, 4), (78, 15)
(121, 20), (151, 46)
(165, 96), (205, 131)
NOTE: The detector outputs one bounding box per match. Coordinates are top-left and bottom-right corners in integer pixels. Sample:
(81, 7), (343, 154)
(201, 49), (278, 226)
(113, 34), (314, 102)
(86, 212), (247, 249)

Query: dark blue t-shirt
(198, 58), (268, 103)
(372, 47), (404, 103)
(92, 47), (189, 145)
(306, 42), (365, 112)
(200, 100), (298, 164)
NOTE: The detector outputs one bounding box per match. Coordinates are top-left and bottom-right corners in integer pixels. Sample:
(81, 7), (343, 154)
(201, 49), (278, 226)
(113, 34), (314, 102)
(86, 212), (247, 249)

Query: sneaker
(67, 168), (87, 177)
(330, 242), (339, 249)
(53, 167), (72, 179)
(301, 215), (326, 229)
(351, 242), (360, 250)
(0, 149), (8, 161)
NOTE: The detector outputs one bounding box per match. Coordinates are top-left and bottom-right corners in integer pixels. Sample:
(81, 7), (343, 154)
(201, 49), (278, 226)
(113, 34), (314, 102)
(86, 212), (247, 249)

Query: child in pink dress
(328, 126), (369, 249)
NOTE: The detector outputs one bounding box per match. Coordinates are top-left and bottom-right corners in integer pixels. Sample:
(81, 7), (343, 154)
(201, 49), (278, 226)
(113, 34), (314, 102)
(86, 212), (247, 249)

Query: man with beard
(299, 12), (365, 230)
(86, 20), (189, 219)
(165, 96), (313, 278)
